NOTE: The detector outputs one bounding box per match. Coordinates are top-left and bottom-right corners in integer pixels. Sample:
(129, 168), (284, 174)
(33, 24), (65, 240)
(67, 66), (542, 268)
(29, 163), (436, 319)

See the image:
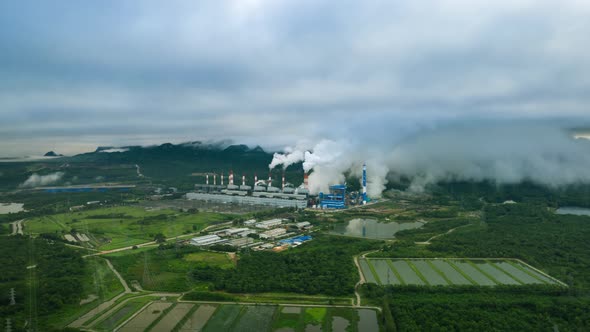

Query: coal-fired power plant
(187, 163), (370, 209)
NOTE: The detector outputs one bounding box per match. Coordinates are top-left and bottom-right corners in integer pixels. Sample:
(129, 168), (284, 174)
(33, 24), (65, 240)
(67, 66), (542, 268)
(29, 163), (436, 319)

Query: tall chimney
(229, 170), (234, 185)
(213, 174), (216, 186)
(206, 174), (209, 186)
(282, 171), (285, 190)
(304, 173), (309, 189)
(242, 174), (246, 186)
(221, 173), (224, 186)
(362, 163), (367, 205)
(268, 172), (272, 186)
(255, 173), (258, 184)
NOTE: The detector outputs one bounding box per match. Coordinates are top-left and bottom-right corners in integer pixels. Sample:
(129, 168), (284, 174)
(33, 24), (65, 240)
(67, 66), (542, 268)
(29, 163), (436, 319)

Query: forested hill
(0, 142), (310, 191)
(67, 142), (307, 187)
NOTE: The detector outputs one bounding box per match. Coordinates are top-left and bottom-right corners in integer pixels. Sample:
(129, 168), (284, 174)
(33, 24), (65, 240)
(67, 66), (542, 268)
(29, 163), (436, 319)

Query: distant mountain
(44, 151), (63, 157)
(63, 142), (304, 189)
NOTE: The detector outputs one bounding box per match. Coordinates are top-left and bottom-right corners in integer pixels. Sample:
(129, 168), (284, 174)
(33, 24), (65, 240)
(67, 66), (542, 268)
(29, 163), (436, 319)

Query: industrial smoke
(269, 122), (590, 197)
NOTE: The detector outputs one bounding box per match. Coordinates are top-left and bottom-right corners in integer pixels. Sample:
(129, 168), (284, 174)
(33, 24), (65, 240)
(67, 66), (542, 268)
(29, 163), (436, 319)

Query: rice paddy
(99, 301), (379, 332)
(360, 258), (564, 287)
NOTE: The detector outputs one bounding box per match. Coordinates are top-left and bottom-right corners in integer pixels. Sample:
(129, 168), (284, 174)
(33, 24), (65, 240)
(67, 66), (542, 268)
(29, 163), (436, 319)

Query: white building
(190, 234), (225, 246)
(255, 219), (284, 229)
(260, 228), (287, 240)
(244, 219), (257, 226)
(215, 228), (250, 237)
(295, 221), (311, 229)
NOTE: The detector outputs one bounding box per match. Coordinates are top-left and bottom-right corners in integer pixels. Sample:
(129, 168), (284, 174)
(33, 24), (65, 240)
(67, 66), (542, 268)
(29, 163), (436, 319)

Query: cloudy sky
(1, 0), (590, 156)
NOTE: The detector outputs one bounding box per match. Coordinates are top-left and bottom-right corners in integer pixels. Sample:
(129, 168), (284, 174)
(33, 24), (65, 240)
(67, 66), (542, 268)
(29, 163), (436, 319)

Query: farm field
(92, 300), (380, 331)
(360, 258), (564, 287)
(25, 206), (226, 250)
(118, 302), (172, 332)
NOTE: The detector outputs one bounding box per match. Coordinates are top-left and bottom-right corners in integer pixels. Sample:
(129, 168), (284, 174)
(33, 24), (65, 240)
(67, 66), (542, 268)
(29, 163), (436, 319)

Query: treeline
(361, 284), (590, 331)
(0, 236), (86, 329)
(378, 203), (590, 290)
(192, 236), (381, 296)
(428, 180), (590, 208)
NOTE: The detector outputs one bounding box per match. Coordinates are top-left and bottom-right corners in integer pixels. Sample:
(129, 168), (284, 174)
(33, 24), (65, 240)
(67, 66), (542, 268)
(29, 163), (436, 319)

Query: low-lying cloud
(20, 172), (65, 188)
(271, 122), (590, 196)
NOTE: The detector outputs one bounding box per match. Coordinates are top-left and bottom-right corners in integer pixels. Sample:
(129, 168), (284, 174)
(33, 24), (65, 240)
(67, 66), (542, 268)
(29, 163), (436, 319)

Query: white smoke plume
(269, 149), (305, 170)
(272, 122), (590, 197)
(20, 172), (65, 188)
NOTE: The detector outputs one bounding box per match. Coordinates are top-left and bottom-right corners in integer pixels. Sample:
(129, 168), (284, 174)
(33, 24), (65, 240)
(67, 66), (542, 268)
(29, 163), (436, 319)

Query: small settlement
(189, 218), (313, 252)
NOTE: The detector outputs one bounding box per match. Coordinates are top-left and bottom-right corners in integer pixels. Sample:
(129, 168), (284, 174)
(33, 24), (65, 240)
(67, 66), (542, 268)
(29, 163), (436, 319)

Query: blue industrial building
(278, 235), (313, 245)
(40, 185), (135, 193)
(319, 184), (346, 209)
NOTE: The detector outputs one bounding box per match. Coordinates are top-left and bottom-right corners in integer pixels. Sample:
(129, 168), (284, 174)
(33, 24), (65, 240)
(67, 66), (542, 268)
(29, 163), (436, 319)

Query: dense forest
(0, 236), (85, 331)
(376, 203), (590, 291)
(361, 284), (590, 331)
(196, 235), (382, 296)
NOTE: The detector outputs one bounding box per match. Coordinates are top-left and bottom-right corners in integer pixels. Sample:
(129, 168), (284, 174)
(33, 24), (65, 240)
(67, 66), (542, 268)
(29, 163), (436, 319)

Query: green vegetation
(25, 206), (226, 250)
(304, 307), (327, 325)
(362, 285), (590, 331)
(376, 203), (590, 290)
(107, 244), (233, 292)
(0, 236), (86, 330)
(210, 235), (381, 296)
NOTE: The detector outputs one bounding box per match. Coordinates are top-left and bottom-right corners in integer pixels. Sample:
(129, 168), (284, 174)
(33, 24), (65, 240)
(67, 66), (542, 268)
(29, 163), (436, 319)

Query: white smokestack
(213, 174), (216, 185)
(304, 173), (309, 189)
(206, 174), (209, 185)
(255, 173), (258, 184)
(242, 174), (246, 186)
(268, 172), (272, 186)
(229, 170), (234, 185)
(221, 173), (224, 186)
(282, 171), (285, 190)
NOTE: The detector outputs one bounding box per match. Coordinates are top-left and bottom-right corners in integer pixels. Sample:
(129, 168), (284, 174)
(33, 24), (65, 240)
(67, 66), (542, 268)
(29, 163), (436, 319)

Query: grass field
(25, 206), (227, 250)
(106, 246), (234, 292)
(184, 251), (234, 269)
(360, 258), (564, 287)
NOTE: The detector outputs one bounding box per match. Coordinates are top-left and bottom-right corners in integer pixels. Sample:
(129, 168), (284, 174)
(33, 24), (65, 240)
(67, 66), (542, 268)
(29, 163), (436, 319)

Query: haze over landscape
(2, 2), (590, 331)
(2, 0), (590, 195)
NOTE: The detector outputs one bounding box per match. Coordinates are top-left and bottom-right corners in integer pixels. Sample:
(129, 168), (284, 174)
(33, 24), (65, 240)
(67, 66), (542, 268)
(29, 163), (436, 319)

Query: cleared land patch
(360, 258), (563, 287)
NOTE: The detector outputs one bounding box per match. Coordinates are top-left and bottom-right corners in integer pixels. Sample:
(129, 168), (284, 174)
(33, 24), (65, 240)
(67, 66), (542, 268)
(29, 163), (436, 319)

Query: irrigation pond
(330, 218), (424, 239)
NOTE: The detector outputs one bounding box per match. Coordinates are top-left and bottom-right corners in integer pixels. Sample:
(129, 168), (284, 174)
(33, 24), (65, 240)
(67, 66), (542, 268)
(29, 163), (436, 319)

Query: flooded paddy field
(361, 258), (563, 287)
(95, 300), (380, 331)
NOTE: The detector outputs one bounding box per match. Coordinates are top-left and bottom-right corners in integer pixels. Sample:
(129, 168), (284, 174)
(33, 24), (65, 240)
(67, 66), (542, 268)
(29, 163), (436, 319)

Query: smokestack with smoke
(269, 121), (590, 197)
(20, 172), (65, 188)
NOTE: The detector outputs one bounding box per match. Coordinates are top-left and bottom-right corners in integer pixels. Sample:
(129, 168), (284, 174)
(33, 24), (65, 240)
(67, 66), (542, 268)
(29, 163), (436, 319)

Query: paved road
(353, 250), (380, 306)
(82, 225), (226, 258)
(105, 258), (132, 293)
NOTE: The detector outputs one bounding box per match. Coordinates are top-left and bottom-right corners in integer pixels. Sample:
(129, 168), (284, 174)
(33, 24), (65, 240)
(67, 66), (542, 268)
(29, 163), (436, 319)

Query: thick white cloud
(0, 0), (589, 164)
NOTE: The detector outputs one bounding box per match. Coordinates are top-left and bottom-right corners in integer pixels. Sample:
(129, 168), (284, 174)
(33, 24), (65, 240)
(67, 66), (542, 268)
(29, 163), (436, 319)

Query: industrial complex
(188, 217), (313, 252)
(186, 163), (370, 210)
